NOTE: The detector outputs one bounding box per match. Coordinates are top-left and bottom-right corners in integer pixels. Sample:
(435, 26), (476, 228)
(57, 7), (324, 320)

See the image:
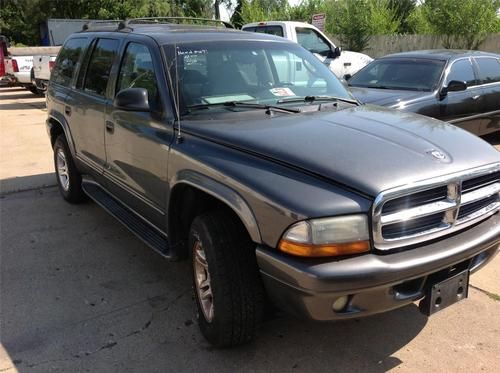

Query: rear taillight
(12, 59), (19, 72)
(0, 58), (5, 77)
(49, 60), (55, 71)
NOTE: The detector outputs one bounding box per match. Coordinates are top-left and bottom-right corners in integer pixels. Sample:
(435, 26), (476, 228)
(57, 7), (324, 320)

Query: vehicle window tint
(295, 27), (330, 57)
(52, 38), (87, 87)
(475, 57), (500, 84)
(84, 38), (119, 97)
(242, 27), (256, 32)
(348, 58), (445, 92)
(265, 26), (284, 37)
(446, 59), (476, 87)
(116, 43), (160, 110)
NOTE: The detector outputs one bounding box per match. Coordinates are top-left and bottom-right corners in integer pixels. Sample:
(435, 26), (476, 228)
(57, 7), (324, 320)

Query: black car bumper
(256, 213), (499, 320)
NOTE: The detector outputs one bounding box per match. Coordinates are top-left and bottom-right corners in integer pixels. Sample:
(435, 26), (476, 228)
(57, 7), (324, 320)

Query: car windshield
(348, 58), (446, 92)
(162, 41), (352, 116)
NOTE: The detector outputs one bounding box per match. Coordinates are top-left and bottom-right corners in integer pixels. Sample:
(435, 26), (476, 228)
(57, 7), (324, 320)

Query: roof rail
(82, 20), (122, 31)
(118, 17), (234, 30)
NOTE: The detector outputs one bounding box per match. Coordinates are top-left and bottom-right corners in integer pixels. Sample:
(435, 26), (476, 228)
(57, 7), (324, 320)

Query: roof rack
(82, 20), (122, 31)
(118, 17), (234, 30)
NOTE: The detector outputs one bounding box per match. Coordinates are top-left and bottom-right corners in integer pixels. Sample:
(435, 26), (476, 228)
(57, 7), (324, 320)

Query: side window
(242, 27), (256, 32)
(446, 59), (476, 87)
(295, 27), (330, 56)
(52, 38), (87, 87)
(116, 43), (160, 110)
(475, 57), (500, 84)
(84, 38), (119, 97)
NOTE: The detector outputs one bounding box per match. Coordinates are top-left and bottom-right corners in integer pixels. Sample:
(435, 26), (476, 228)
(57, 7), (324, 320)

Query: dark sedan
(348, 50), (500, 136)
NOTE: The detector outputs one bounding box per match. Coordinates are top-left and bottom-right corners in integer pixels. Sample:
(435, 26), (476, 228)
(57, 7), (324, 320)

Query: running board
(82, 180), (171, 258)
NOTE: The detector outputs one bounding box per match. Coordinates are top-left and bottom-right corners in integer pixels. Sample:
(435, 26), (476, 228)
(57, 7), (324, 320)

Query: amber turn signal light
(278, 239), (370, 257)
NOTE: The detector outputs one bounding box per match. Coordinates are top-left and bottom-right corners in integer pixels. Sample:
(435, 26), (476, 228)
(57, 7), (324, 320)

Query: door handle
(472, 95), (480, 100)
(64, 105), (71, 116)
(105, 121), (115, 134)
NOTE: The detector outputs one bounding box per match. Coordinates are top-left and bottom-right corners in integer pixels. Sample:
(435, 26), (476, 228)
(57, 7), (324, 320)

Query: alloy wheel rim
(193, 239), (214, 322)
(56, 149), (70, 191)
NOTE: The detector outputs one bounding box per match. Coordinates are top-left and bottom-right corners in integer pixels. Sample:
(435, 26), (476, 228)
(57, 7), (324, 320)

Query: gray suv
(46, 18), (500, 347)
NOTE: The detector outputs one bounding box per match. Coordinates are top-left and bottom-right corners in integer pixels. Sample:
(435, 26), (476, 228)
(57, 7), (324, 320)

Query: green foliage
(0, 0), (223, 45)
(412, 0), (500, 49)
(389, 0), (416, 34)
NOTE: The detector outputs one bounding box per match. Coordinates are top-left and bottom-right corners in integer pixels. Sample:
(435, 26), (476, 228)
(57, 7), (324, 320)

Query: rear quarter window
(52, 38), (88, 87)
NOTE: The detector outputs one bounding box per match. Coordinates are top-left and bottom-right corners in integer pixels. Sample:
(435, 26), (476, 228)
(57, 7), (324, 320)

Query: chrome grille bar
(373, 163), (500, 251)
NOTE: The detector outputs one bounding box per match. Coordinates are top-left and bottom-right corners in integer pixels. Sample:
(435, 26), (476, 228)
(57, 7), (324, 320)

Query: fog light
(332, 295), (349, 312)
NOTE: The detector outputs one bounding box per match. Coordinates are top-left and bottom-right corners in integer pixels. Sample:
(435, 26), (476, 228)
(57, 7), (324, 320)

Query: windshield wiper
(277, 95), (359, 105)
(186, 101), (300, 114)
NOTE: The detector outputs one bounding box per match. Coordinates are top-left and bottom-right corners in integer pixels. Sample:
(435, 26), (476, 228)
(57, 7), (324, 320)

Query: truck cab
(242, 21), (373, 78)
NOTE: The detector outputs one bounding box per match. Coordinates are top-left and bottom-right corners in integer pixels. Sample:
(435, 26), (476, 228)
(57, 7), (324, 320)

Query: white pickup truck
(4, 53), (36, 93)
(32, 48), (60, 93)
(242, 21), (373, 79)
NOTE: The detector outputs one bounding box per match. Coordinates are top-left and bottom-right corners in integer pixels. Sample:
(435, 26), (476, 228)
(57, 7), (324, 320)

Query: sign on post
(311, 13), (326, 32)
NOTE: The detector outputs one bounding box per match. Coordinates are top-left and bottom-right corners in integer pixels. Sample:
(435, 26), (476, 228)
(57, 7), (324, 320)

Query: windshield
(162, 41), (351, 115)
(349, 58), (446, 92)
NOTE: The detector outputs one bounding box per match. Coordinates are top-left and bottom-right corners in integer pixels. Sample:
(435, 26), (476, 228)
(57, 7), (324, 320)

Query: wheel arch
(47, 112), (76, 156)
(168, 171), (262, 259)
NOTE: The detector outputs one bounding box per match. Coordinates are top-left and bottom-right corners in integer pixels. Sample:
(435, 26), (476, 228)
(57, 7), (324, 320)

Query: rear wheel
(53, 135), (85, 203)
(189, 210), (265, 347)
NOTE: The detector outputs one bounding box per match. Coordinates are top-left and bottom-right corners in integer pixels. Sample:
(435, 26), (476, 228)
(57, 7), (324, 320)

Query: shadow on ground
(0, 188), (428, 372)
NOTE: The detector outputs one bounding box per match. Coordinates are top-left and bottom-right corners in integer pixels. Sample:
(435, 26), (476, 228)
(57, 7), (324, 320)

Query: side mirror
(114, 88), (150, 112)
(327, 46), (342, 59)
(440, 80), (467, 99)
(343, 73), (352, 81)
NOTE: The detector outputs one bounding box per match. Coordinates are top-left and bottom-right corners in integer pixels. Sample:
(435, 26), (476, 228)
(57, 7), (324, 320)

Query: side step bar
(82, 180), (171, 258)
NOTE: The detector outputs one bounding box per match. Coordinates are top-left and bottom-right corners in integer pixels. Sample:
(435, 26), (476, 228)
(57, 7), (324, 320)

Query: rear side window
(116, 43), (160, 111)
(52, 38), (87, 87)
(475, 57), (500, 84)
(84, 38), (119, 97)
(446, 59), (476, 87)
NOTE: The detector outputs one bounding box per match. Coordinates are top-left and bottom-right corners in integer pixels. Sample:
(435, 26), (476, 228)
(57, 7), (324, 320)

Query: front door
(104, 40), (174, 230)
(439, 58), (484, 135)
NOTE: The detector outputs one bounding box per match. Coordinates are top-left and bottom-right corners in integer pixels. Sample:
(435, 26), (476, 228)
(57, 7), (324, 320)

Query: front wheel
(189, 210), (265, 347)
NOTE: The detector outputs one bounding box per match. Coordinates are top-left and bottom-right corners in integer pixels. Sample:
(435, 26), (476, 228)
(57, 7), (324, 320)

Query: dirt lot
(0, 86), (499, 372)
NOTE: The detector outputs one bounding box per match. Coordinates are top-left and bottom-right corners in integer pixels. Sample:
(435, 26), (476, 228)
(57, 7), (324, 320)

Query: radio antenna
(174, 44), (183, 143)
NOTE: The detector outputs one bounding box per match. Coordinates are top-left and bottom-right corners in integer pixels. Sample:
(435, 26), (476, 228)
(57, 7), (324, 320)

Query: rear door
(473, 56), (500, 136)
(66, 37), (121, 173)
(104, 37), (174, 229)
(438, 58), (484, 135)
(47, 36), (90, 139)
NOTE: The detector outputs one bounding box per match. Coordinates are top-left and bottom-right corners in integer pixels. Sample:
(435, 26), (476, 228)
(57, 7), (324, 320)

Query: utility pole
(214, 0), (220, 20)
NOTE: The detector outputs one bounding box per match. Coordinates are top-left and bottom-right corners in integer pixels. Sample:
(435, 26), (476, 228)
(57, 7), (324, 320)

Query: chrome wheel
(193, 239), (214, 322)
(56, 148), (70, 191)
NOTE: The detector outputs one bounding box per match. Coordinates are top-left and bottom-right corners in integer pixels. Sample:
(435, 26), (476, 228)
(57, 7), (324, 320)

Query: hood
(349, 86), (431, 107)
(182, 105), (500, 197)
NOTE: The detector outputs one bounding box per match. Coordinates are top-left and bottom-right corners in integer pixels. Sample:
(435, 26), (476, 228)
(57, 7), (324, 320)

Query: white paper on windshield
(203, 95), (255, 104)
(270, 87), (295, 97)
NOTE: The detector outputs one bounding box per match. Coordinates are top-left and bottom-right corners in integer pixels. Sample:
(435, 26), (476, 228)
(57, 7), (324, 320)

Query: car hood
(349, 87), (430, 107)
(182, 105), (499, 197)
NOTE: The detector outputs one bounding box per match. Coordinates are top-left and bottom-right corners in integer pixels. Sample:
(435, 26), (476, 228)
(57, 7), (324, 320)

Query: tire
(189, 210), (265, 347)
(27, 85), (41, 95)
(53, 135), (85, 203)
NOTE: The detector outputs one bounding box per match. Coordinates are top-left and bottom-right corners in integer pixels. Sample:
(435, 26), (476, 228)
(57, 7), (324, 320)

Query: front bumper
(256, 213), (499, 320)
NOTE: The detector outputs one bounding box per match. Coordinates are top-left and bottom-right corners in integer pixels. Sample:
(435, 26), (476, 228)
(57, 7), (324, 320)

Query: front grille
(373, 164), (500, 251)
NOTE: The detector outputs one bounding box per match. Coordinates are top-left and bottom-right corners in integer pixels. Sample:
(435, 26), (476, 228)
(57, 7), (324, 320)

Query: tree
(415, 0), (500, 49)
(389, 0), (416, 34)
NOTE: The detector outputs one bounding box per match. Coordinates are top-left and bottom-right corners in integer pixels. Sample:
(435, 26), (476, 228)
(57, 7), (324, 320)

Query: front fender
(171, 170), (262, 243)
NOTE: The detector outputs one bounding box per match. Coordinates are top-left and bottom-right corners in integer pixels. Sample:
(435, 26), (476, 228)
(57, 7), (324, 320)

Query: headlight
(278, 215), (370, 257)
